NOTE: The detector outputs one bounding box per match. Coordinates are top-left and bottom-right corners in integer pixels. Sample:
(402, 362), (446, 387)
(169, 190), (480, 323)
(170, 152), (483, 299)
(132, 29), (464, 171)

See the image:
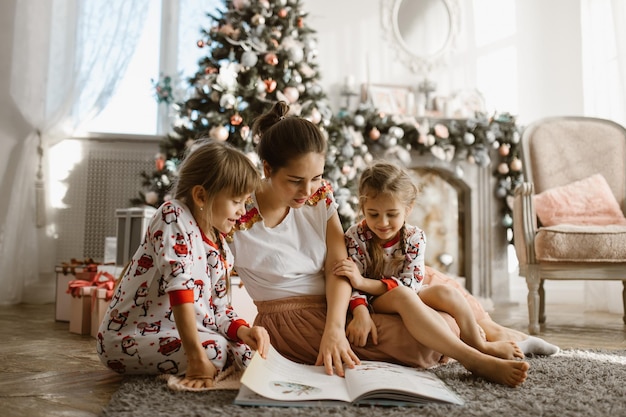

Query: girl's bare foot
(478, 319), (559, 356)
(480, 340), (524, 360)
(462, 356), (530, 387)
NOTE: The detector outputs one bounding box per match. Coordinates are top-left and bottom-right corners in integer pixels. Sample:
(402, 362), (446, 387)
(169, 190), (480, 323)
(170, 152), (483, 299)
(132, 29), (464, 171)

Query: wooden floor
(0, 301), (624, 417)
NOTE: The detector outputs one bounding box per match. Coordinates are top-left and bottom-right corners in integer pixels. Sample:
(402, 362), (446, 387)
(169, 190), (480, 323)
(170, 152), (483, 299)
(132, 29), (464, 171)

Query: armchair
(512, 116), (626, 334)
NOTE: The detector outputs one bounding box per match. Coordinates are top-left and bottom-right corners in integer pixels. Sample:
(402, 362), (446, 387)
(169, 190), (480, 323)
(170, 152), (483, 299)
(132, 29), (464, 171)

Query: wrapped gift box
(91, 288), (111, 338)
(116, 207), (156, 266)
(55, 263), (98, 322)
(69, 286), (95, 335)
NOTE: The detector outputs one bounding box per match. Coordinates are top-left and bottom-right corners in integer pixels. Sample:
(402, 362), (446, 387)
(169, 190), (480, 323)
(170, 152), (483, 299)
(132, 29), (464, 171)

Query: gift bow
(67, 271), (117, 300)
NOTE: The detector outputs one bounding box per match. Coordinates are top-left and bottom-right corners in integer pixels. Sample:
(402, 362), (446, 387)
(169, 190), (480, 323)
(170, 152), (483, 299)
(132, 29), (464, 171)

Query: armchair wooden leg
(526, 271), (541, 335)
(539, 279), (546, 324)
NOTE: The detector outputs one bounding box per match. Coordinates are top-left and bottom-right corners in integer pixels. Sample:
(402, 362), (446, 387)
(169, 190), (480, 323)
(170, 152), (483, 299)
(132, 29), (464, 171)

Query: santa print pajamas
(96, 200), (253, 376)
(345, 220), (427, 312)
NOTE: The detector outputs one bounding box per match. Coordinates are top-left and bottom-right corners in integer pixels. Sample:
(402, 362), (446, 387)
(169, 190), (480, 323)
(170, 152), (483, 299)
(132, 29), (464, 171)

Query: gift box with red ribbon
(55, 259), (100, 322)
(67, 271), (117, 335)
(90, 272), (116, 338)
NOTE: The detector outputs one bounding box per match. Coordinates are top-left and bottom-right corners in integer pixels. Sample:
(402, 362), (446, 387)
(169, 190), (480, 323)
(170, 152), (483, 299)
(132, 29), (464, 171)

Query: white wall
(306, 0), (584, 125)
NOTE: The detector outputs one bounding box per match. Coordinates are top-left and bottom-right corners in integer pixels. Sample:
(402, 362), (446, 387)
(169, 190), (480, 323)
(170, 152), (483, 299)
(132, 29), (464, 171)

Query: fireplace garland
(334, 108), (522, 243)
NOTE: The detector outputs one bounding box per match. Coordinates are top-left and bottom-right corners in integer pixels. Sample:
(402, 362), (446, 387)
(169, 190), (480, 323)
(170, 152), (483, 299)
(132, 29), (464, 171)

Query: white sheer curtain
(581, 0), (626, 313)
(0, 0), (149, 305)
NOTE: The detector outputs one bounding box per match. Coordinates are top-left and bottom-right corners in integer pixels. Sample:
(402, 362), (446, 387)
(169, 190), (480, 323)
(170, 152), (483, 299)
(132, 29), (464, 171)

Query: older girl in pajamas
(96, 139), (269, 390)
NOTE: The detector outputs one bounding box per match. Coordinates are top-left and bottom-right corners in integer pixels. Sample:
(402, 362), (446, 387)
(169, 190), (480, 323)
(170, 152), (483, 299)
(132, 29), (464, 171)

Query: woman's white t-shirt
(229, 183), (336, 301)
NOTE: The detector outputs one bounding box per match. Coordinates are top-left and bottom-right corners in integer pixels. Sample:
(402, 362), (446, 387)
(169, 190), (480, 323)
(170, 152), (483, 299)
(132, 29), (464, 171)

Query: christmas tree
(133, 0), (370, 228)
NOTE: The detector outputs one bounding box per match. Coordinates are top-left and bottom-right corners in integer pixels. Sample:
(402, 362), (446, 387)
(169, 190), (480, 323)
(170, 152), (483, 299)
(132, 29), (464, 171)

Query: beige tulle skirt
(253, 266), (489, 369)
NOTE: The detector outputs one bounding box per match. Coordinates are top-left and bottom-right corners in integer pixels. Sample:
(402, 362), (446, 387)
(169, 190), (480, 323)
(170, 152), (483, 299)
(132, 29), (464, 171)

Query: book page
(241, 346), (351, 402)
(344, 361), (464, 405)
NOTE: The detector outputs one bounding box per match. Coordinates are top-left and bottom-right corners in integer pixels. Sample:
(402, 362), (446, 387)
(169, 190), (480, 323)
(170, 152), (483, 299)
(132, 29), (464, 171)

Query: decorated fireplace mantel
(332, 108), (523, 238)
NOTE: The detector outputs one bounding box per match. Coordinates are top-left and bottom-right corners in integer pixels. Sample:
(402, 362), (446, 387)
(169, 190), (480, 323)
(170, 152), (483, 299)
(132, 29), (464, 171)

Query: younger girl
(96, 139), (269, 390)
(335, 161), (523, 362)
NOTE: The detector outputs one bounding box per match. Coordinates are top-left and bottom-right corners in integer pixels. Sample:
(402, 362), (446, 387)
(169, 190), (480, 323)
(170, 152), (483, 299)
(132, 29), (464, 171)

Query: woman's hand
(237, 325), (270, 359)
(315, 324), (360, 377)
(345, 305), (378, 347)
(333, 258), (365, 290)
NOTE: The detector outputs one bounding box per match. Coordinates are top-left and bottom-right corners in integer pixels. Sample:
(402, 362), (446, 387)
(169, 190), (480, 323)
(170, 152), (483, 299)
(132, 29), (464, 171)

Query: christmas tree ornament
(145, 191), (159, 206)
(510, 157), (522, 171)
(499, 143), (510, 156)
(219, 93), (237, 109)
(278, 8), (288, 18)
(251, 14), (265, 26)
(287, 46), (304, 63)
(264, 78), (277, 93)
(155, 156), (165, 171)
(264, 52), (278, 66)
(241, 50), (258, 67)
(463, 132), (476, 145)
(210, 125), (229, 141)
(497, 162), (510, 175)
(230, 113), (243, 126)
(310, 108), (322, 124)
(283, 86), (299, 103)
(369, 127), (381, 140)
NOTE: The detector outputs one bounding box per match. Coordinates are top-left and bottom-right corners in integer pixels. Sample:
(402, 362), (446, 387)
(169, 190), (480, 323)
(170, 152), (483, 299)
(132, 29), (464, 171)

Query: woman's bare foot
(479, 340), (524, 360)
(461, 355), (530, 387)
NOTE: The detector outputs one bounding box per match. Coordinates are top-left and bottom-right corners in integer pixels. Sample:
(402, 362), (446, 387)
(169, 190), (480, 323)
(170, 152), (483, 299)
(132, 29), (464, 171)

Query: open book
(234, 346), (464, 407)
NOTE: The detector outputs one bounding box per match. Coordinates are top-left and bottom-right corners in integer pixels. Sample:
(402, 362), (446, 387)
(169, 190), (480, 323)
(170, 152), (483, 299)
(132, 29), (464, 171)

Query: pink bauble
(497, 162), (509, 175)
(499, 144), (510, 156)
(510, 157), (523, 171)
(264, 53), (278, 66)
(369, 127), (381, 140)
(283, 86), (299, 103)
(310, 108), (322, 124)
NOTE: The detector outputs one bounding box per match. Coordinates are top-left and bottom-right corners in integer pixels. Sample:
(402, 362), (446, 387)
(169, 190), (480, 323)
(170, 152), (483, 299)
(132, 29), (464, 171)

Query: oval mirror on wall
(381, 0), (460, 75)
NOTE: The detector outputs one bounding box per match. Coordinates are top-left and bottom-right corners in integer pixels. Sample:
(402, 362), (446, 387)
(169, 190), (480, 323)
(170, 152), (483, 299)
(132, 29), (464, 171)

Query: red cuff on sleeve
(227, 318), (250, 341)
(168, 289), (194, 306)
(381, 278), (399, 292)
(349, 297), (368, 313)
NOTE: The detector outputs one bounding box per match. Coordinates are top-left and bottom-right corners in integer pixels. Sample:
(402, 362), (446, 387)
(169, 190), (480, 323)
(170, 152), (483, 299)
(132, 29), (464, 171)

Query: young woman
(335, 161), (524, 361)
(96, 140), (269, 390)
(229, 101), (535, 387)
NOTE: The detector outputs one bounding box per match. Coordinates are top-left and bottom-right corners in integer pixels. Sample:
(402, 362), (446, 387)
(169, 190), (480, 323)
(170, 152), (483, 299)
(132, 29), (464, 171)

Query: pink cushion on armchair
(533, 173), (626, 226)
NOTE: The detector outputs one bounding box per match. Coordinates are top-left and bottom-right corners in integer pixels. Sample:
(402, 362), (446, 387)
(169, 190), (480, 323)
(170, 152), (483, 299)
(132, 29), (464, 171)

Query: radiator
(55, 139), (157, 264)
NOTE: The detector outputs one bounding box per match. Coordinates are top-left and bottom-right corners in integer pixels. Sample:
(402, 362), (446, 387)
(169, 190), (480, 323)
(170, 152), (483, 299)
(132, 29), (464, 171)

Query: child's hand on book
(238, 325), (270, 359)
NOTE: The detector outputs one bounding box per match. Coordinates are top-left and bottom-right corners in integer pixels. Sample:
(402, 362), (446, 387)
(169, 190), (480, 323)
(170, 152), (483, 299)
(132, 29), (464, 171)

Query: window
(581, 0), (626, 126)
(471, 0), (518, 115)
(81, 0), (221, 136)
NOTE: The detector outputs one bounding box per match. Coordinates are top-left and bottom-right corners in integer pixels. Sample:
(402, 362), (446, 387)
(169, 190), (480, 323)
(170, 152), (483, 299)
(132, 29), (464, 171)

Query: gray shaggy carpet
(101, 349), (626, 417)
